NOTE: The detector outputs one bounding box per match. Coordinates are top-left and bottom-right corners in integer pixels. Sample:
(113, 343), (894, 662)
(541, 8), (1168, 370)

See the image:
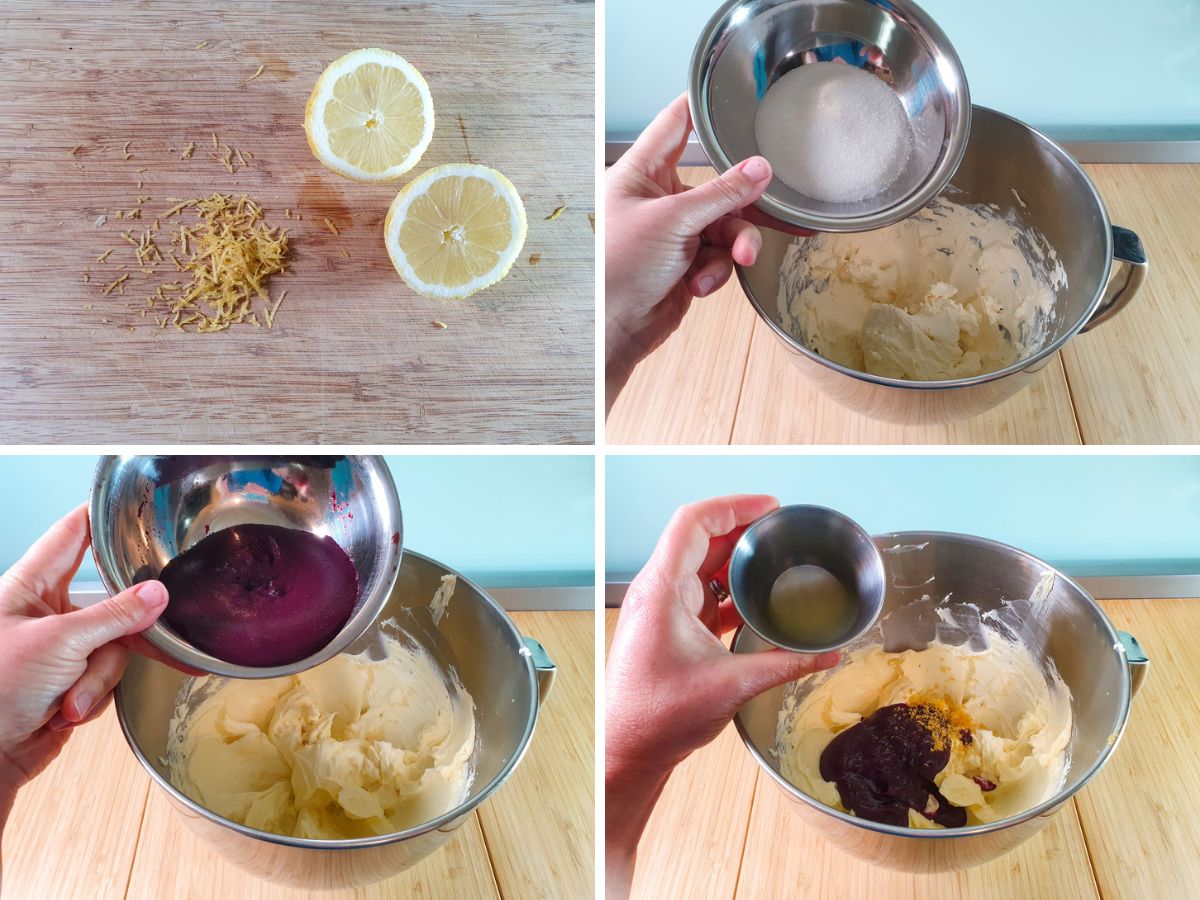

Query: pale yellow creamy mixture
(776, 631), (1073, 828)
(778, 199), (1067, 380)
(165, 627), (476, 840)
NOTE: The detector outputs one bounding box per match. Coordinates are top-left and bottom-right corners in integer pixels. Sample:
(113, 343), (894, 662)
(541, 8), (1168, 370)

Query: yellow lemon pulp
(305, 49), (433, 182)
(385, 165), (527, 300)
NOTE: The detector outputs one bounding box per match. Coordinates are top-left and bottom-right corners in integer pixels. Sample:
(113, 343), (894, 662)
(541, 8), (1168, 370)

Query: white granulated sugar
(754, 62), (913, 204)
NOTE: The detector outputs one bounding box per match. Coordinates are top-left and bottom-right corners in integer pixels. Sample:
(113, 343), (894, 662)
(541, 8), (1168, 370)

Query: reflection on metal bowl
(737, 107), (1147, 424)
(733, 531), (1147, 872)
(116, 551), (555, 888)
(90, 455), (402, 678)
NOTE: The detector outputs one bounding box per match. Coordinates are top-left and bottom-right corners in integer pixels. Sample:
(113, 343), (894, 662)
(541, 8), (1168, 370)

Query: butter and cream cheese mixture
(165, 627), (476, 840)
(776, 629), (1072, 829)
(778, 199), (1067, 380)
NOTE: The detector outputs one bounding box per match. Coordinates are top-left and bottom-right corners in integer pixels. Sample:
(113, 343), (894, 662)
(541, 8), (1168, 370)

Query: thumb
(667, 157), (773, 234)
(723, 648), (841, 706)
(54, 581), (168, 656)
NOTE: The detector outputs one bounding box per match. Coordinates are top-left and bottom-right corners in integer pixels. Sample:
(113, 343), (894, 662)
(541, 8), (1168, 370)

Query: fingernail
(819, 651), (842, 667)
(48, 712), (72, 731)
(73, 693), (93, 720)
(135, 581), (167, 608)
(697, 276), (715, 296)
(740, 157), (770, 183)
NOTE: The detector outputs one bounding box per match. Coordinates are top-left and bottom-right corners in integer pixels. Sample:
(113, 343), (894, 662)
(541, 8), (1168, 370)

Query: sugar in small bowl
(689, 0), (971, 232)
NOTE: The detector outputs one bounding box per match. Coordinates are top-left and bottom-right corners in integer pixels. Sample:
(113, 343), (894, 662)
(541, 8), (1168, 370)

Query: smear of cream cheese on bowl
(777, 199), (1067, 381)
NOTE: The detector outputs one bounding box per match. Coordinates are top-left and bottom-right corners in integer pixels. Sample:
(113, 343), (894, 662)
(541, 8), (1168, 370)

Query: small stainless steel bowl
(728, 505), (885, 652)
(689, 0), (970, 232)
(90, 455), (403, 678)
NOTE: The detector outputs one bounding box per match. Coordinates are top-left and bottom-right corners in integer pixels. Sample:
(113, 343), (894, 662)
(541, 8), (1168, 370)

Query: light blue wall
(606, 455), (1200, 577)
(0, 456), (595, 588)
(605, 0), (1200, 138)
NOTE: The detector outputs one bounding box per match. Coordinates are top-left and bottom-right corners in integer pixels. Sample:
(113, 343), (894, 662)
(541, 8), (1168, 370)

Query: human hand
(607, 493), (840, 778)
(604, 495), (840, 897)
(0, 504), (178, 802)
(605, 94), (811, 413)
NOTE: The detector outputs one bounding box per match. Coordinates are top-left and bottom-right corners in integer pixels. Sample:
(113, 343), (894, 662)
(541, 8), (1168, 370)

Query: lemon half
(304, 48), (434, 182)
(384, 164), (527, 300)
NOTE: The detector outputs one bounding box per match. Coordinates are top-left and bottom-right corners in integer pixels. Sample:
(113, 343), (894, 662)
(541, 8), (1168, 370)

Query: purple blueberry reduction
(819, 703), (968, 828)
(158, 524), (360, 667)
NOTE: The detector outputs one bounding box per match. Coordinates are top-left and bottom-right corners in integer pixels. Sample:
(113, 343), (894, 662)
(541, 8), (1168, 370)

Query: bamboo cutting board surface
(605, 600), (1200, 899)
(607, 165), (1200, 445)
(0, 1), (594, 444)
(3, 611), (593, 899)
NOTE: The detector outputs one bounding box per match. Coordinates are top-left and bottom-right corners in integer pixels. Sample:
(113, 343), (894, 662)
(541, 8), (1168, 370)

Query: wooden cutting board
(0, 1), (595, 443)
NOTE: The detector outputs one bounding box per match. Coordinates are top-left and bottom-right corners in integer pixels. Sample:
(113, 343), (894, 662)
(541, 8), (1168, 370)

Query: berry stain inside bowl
(158, 523), (360, 667)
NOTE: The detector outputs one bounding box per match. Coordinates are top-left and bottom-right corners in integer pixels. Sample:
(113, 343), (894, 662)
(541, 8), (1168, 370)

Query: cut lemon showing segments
(384, 164), (528, 300)
(304, 48), (434, 182)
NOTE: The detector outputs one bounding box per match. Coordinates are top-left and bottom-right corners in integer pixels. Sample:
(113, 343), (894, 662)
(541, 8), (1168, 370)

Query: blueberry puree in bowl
(158, 523), (360, 667)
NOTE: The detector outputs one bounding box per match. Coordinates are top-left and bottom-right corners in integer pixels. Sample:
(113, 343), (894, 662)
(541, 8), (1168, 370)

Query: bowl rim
(732, 529), (1134, 839)
(688, 0), (972, 231)
(89, 454), (404, 679)
(114, 548), (541, 850)
(734, 105), (1115, 391)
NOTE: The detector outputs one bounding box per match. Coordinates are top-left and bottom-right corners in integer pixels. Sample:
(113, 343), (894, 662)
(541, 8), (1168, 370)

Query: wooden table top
(4, 611), (594, 900)
(605, 600), (1200, 899)
(0, 1), (594, 444)
(608, 165), (1200, 445)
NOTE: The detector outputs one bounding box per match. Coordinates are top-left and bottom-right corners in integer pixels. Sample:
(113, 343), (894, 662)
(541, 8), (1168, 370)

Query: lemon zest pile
(155, 194), (290, 332)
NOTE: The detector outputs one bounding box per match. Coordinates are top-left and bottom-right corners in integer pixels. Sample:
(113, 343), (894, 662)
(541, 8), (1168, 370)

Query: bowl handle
(1117, 630), (1149, 697)
(1080, 226), (1147, 333)
(523, 636), (557, 705)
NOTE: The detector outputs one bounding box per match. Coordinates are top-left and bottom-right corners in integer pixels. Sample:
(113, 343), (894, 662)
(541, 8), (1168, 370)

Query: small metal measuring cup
(713, 505), (886, 653)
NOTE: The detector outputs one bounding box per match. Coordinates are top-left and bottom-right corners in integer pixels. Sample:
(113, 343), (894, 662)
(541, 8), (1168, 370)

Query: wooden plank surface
(3, 711), (151, 899)
(1073, 599), (1200, 900)
(1060, 165), (1200, 444)
(476, 611), (595, 900)
(0, 1), (594, 444)
(125, 787), (502, 900)
(606, 164), (1200, 446)
(731, 318), (1081, 445)
(735, 771), (1099, 900)
(606, 601), (1199, 898)
(2, 611), (592, 899)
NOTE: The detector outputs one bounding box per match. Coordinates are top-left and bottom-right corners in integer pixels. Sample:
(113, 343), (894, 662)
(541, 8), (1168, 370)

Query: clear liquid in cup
(767, 564), (858, 646)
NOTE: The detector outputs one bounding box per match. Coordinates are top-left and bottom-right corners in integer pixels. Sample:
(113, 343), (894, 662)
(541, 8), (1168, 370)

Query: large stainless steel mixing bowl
(116, 550), (556, 889)
(733, 531), (1148, 872)
(738, 106), (1148, 424)
(690, 0), (970, 231)
(90, 455), (403, 678)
